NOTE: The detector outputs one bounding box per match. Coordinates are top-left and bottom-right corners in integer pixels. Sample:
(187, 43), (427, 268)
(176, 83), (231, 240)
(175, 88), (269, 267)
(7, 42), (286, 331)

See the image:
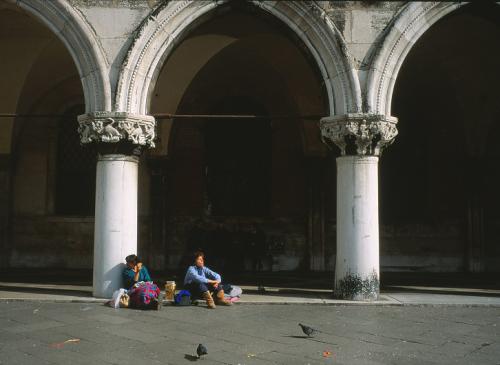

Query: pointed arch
(363, 2), (469, 115)
(115, 0), (361, 116)
(12, 0), (111, 112)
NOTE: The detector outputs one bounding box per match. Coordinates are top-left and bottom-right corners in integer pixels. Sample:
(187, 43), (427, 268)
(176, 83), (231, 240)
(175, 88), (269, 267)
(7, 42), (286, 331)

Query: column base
(334, 270), (379, 301)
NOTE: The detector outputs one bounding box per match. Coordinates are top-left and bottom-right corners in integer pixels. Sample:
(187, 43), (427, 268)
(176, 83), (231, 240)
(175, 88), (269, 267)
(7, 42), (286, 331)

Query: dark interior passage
(148, 4), (332, 274)
(204, 99), (271, 217)
(0, 3), (90, 269)
(381, 2), (500, 273)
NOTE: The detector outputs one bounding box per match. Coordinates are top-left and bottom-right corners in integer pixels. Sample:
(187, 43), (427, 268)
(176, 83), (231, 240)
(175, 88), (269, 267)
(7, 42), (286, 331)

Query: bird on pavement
(298, 323), (320, 337)
(197, 343), (208, 358)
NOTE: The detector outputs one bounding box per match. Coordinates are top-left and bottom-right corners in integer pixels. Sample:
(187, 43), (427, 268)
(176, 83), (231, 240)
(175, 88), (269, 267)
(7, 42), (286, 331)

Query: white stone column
(78, 112), (156, 298)
(93, 154), (138, 298)
(320, 113), (398, 300)
(336, 156), (379, 300)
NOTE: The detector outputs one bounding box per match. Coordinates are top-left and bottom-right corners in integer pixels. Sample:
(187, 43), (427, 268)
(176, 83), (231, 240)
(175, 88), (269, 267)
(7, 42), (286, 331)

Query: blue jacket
(184, 265), (221, 285)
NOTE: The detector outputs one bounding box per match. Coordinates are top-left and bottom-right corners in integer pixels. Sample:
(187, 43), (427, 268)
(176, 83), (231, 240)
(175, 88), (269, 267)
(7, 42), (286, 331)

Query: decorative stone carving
(77, 112), (156, 148)
(115, 0), (361, 115)
(320, 113), (398, 156)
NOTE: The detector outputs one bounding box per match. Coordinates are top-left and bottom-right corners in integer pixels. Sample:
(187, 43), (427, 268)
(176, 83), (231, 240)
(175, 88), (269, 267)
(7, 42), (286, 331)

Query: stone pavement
(0, 301), (499, 365)
(1, 271), (500, 364)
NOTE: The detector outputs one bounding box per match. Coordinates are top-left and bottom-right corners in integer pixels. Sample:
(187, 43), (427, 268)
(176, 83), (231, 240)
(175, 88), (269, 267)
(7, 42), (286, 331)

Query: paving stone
(5, 320), (66, 334)
(85, 313), (134, 325)
(0, 348), (54, 365)
(0, 330), (27, 345)
(461, 353), (500, 365)
(21, 342), (103, 365)
(52, 323), (139, 351)
(33, 312), (89, 325)
(467, 341), (500, 358)
(100, 325), (169, 344)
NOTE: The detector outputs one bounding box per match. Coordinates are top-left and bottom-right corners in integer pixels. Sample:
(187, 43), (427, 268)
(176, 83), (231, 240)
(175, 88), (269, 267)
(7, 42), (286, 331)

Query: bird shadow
(283, 335), (310, 339)
(184, 354), (198, 361)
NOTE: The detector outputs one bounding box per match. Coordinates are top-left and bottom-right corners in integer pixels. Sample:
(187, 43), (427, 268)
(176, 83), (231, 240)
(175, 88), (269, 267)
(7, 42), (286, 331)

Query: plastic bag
(110, 288), (128, 309)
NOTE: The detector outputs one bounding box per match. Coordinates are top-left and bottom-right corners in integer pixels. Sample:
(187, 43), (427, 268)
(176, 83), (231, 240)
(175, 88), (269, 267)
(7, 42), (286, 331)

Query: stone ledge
(2, 283), (500, 307)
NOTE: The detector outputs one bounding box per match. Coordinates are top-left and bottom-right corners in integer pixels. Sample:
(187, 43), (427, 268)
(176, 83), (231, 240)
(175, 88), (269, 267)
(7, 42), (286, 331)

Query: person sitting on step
(123, 254), (161, 310)
(184, 250), (232, 309)
(123, 254), (152, 289)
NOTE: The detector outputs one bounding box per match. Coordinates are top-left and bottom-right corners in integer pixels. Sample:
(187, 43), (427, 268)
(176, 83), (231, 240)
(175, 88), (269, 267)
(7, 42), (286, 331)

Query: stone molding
(363, 2), (466, 115)
(98, 154), (140, 163)
(78, 112), (156, 148)
(115, 0), (361, 115)
(12, 0), (111, 112)
(320, 114), (398, 156)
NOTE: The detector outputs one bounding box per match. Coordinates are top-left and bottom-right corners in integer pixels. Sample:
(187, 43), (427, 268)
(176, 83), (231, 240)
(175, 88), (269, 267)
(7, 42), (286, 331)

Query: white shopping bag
(110, 288), (128, 309)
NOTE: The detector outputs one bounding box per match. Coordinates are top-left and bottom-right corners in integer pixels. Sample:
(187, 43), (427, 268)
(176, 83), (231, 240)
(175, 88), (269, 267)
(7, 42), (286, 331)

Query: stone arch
(115, 0), (361, 116)
(11, 0), (111, 112)
(363, 2), (469, 115)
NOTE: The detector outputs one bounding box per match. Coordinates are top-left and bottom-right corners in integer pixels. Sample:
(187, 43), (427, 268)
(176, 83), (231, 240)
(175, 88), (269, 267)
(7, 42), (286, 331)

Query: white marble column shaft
(93, 154), (139, 298)
(335, 156), (379, 300)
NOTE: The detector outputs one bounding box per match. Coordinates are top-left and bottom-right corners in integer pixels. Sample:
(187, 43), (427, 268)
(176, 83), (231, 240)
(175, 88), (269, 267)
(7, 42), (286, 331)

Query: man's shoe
(216, 290), (233, 306)
(202, 291), (216, 309)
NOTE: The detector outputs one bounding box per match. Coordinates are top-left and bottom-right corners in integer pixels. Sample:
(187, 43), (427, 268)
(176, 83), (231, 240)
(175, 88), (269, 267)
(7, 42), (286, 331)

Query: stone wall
(318, 1), (405, 67)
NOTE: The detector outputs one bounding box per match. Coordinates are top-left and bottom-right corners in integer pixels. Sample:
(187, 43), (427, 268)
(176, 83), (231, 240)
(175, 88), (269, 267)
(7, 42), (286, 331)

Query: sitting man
(184, 251), (232, 309)
(123, 254), (160, 310)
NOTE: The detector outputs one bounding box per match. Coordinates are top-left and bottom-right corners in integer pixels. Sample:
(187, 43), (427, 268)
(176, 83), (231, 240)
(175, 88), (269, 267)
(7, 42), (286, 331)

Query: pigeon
(197, 343), (208, 358)
(298, 323), (319, 337)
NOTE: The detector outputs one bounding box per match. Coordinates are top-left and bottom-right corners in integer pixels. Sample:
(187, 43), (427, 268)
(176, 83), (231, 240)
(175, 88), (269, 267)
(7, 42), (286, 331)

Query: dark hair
(125, 254), (139, 264)
(193, 250), (205, 262)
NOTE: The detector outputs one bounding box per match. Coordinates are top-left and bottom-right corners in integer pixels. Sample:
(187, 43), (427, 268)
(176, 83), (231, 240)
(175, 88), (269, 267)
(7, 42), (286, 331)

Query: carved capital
(319, 113), (398, 156)
(77, 112), (156, 148)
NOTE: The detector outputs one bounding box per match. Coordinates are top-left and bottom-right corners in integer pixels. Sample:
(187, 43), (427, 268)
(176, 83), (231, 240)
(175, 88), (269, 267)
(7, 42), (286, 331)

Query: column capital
(77, 111), (156, 148)
(319, 113), (398, 156)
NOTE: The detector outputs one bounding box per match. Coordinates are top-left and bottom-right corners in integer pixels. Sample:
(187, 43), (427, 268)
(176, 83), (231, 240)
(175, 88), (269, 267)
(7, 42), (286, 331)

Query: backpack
(174, 289), (192, 306)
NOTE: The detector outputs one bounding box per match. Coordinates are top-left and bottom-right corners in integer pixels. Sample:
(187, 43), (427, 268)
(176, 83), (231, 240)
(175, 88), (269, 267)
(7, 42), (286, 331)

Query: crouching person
(184, 251), (232, 309)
